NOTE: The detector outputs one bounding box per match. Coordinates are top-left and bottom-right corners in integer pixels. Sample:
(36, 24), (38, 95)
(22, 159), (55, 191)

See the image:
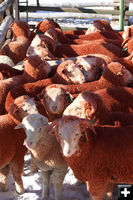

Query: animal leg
(10, 159), (25, 194)
(52, 168), (67, 200)
(0, 165), (10, 191)
(30, 154), (38, 173)
(41, 170), (51, 200)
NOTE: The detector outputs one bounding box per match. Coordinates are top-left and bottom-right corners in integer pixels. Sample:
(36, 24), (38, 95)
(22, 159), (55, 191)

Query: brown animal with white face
(0, 95), (39, 194)
(38, 85), (72, 121)
(64, 87), (133, 125)
(49, 116), (133, 200)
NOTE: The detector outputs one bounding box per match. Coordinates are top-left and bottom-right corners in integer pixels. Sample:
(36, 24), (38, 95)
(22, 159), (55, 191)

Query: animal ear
(24, 57), (28, 61)
(40, 116), (48, 125)
(78, 119), (96, 135)
(9, 104), (19, 115)
(116, 71), (123, 76)
(121, 37), (130, 47)
(37, 90), (44, 100)
(9, 22), (15, 28)
(46, 119), (59, 135)
(39, 62), (46, 70)
(66, 91), (74, 103)
(14, 123), (24, 130)
(34, 21), (42, 29)
(85, 100), (97, 118)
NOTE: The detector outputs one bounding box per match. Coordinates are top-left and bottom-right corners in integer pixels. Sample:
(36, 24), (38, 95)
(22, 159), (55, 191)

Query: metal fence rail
(0, 0), (18, 47)
(19, 0), (132, 30)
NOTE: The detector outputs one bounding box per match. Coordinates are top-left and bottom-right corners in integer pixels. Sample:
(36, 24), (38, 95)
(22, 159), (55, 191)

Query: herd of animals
(1, 18), (133, 200)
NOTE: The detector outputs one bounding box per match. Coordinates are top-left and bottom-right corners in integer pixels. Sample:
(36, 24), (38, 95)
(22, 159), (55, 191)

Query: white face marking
(44, 88), (65, 114)
(0, 55), (15, 66)
(64, 61), (86, 84)
(63, 94), (87, 118)
(76, 57), (97, 81)
(21, 114), (48, 149)
(21, 98), (38, 114)
(26, 35), (44, 56)
(58, 120), (82, 157)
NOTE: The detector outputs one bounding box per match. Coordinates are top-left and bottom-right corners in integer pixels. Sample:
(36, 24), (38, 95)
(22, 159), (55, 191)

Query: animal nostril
(52, 105), (57, 111)
(67, 150), (70, 155)
(29, 141), (33, 146)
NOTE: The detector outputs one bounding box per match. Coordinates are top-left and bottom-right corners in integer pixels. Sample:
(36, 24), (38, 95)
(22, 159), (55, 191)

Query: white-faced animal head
(76, 56), (99, 82)
(9, 95), (38, 121)
(61, 60), (86, 84)
(63, 92), (97, 120)
(15, 113), (49, 149)
(50, 117), (96, 157)
(43, 87), (66, 114)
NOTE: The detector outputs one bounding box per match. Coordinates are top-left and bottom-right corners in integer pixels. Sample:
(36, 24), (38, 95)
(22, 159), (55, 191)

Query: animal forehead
(77, 57), (97, 65)
(21, 98), (36, 108)
(22, 115), (47, 129)
(59, 120), (80, 136)
(66, 62), (80, 71)
(72, 93), (90, 104)
(45, 87), (65, 96)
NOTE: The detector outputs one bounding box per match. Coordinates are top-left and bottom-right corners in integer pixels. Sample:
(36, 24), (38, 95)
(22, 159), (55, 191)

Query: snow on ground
(0, 153), (90, 200)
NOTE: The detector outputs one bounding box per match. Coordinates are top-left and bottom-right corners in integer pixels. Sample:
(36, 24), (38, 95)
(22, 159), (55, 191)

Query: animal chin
(24, 140), (36, 149)
(50, 107), (63, 114)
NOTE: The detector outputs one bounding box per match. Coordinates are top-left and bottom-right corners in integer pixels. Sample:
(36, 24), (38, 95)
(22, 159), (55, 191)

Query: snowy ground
(0, 153), (90, 200)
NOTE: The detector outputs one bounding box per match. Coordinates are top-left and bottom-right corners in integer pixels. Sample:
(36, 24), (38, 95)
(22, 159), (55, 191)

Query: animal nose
(52, 105), (57, 111)
(25, 140), (34, 148)
(30, 141), (33, 145)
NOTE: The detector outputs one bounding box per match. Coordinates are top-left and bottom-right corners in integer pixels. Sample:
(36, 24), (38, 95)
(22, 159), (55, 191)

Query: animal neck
(9, 113), (22, 125)
(30, 132), (55, 159)
(7, 76), (22, 85)
(0, 114), (16, 127)
(21, 72), (40, 83)
(101, 67), (124, 86)
(90, 95), (110, 125)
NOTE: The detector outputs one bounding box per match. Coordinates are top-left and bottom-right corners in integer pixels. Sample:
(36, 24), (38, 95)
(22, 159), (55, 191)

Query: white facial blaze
(58, 121), (82, 157)
(45, 88), (65, 114)
(76, 57), (97, 82)
(26, 35), (43, 56)
(63, 93), (87, 119)
(65, 62), (86, 84)
(21, 114), (48, 149)
(21, 98), (38, 114)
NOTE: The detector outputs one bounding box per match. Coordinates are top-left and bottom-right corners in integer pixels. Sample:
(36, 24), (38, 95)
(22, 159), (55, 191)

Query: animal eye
(76, 107), (81, 110)
(38, 127), (42, 132)
(45, 95), (48, 99)
(58, 132), (62, 136)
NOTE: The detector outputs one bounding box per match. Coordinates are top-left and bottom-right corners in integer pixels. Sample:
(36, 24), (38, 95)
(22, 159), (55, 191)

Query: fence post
(13, 0), (19, 21)
(120, 0), (125, 30)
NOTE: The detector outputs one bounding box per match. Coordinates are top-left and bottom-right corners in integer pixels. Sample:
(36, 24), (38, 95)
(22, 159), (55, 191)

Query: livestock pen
(0, 0), (133, 47)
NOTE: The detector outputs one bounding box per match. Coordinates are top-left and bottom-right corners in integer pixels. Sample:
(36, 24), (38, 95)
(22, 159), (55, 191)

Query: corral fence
(0, 0), (18, 46)
(18, 0), (133, 30)
(0, 0), (133, 47)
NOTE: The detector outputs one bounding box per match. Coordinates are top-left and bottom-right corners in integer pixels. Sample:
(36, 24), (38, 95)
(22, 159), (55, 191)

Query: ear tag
(89, 118), (95, 125)
(67, 93), (74, 103)
(56, 42), (60, 46)
(122, 47), (128, 52)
